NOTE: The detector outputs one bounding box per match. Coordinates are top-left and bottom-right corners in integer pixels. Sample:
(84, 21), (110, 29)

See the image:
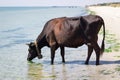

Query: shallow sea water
(0, 7), (90, 80)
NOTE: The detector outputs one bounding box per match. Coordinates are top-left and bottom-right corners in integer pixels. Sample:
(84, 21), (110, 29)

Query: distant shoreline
(88, 2), (120, 7)
(0, 6), (83, 12)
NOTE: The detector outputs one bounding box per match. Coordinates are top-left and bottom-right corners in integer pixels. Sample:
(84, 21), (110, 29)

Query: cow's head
(26, 42), (43, 61)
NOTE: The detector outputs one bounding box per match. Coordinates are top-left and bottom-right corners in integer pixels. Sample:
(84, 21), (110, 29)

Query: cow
(26, 15), (105, 65)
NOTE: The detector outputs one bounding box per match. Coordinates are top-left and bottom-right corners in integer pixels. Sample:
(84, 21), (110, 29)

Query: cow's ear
(26, 43), (30, 46)
(26, 42), (35, 47)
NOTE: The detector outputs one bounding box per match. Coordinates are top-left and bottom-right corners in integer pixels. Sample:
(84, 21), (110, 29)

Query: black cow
(27, 15), (105, 65)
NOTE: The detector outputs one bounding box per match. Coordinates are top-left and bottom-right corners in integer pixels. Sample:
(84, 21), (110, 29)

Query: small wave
(13, 39), (33, 44)
(0, 43), (13, 48)
(0, 39), (33, 49)
(2, 27), (23, 33)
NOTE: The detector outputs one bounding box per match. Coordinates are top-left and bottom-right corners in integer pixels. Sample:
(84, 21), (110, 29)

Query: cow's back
(80, 15), (103, 36)
(44, 15), (103, 48)
(53, 17), (84, 47)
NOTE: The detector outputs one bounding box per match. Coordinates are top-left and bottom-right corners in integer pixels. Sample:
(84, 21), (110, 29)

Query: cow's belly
(64, 42), (84, 48)
(57, 36), (84, 48)
(54, 26), (85, 48)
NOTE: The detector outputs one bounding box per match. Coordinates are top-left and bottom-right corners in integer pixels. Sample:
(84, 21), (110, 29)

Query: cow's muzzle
(38, 54), (43, 59)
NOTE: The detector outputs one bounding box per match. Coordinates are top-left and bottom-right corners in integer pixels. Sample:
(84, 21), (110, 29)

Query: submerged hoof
(85, 61), (89, 65)
(96, 63), (100, 65)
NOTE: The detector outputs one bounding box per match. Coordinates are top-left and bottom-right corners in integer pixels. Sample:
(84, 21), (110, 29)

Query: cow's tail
(100, 18), (105, 55)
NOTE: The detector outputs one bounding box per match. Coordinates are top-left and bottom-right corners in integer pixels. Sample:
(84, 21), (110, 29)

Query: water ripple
(0, 39), (33, 49)
(2, 27), (23, 33)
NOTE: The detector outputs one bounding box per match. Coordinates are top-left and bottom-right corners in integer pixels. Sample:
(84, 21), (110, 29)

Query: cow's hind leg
(60, 47), (65, 63)
(85, 45), (93, 65)
(93, 43), (101, 65)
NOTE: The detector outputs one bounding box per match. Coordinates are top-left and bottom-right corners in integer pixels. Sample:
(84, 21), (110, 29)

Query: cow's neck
(36, 36), (48, 49)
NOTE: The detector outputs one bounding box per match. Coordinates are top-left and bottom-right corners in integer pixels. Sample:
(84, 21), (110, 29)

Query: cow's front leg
(47, 31), (58, 65)
(60, 47), (65, 63)
(50, 46), (56, 65)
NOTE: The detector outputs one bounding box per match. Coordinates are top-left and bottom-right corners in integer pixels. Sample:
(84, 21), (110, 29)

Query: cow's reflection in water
(27, 62), (67, 80)
(27, 62), (43, 80)
(50, 64), (67, 80)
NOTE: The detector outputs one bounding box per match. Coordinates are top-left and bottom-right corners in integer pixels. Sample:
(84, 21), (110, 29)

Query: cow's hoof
(85, 61), (89, 65)
(62, 61), (65, 63)
(96, 63), (100, 65)
(51, 62), (54, 65)
(85, 63), (89, 65)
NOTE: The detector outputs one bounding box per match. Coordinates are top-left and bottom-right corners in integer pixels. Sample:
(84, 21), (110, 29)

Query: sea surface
(0, 7), (91, 80)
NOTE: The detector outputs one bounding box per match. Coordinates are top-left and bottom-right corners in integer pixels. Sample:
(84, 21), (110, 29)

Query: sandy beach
(88, 6), (120, 40)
